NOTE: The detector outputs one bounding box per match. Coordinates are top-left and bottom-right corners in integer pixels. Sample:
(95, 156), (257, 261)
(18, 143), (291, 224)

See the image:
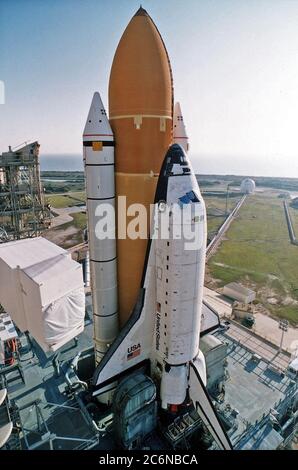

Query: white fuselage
(152, 157), (207, 409)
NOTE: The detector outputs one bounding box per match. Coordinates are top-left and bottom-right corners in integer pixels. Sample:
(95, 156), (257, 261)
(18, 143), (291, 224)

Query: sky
(0, 0), (298, 177)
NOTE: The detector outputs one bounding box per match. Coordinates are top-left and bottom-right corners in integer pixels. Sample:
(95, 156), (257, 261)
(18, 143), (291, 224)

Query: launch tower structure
(0, 141), (50, 242)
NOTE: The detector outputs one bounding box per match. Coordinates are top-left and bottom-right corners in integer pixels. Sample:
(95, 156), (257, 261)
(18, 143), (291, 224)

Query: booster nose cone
(83, 92), (113, 142)
(173, 102), (189, 152)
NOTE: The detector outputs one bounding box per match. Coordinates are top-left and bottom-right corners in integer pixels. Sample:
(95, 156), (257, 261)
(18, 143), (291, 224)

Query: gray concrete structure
(201, 334), (228, 395)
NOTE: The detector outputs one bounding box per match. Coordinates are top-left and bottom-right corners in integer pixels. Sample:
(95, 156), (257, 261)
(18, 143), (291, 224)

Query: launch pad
(0, 333), (209, 450)
(1, 306), (296, 451)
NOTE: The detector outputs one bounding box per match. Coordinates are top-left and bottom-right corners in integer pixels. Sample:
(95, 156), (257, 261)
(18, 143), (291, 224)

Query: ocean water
(40, 154), (83, 171)
(40, 153), (296, 178)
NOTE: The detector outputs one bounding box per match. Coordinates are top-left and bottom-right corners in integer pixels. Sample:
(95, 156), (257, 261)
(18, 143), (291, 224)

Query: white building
(0, 237), (85, 352)
(241, 178), (255, 194)
(223, 282), (256, 304)
(288, 358), (298, 379)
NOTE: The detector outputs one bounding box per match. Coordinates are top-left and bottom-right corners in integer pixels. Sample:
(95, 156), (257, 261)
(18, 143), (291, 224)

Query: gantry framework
(0, 141), (50, 242)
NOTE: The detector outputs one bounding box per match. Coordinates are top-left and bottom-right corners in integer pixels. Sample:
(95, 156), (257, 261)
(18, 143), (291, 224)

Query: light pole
(278, 319), (289, 353)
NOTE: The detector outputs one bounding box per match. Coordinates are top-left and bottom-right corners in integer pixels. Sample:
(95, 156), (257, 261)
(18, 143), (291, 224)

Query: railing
(283, 201), (298, 245)
(206, 195), (247, 260)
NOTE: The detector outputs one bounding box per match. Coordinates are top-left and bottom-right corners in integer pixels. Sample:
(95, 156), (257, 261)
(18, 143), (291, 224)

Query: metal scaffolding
(0, 141), (50, 242)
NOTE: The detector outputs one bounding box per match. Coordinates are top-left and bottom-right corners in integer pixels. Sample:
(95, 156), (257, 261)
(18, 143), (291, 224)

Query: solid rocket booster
(173, 102), (189, 153)
(83, 92), (118, 364)
(109, 7), (173, 326)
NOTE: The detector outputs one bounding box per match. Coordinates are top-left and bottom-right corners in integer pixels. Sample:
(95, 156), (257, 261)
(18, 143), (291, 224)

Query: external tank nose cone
(109, 8), (173, 120)
(134, 6), (149, 16)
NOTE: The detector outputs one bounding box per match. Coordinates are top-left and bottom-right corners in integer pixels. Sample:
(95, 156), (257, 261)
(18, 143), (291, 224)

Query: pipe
(52, 352), (60, 376)
(65, 352), (88, 391)
(85, 251), (90, 288)
(281, 409), (298, 433)
(75, 394), (107, 437)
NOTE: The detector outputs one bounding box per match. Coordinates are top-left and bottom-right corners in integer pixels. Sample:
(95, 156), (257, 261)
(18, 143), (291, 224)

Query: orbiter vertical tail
(189, 361), (233, 450)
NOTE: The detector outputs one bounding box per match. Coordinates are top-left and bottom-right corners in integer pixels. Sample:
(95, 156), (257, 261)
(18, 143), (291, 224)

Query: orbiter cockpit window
(186, 191), (199, 202)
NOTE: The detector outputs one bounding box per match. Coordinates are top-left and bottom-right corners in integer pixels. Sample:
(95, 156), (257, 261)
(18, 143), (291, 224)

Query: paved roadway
(223, 322), (291, 370)
(50, 206), (86, 228)
(253, 313), (298, 355)
(203, 287), (233, 318)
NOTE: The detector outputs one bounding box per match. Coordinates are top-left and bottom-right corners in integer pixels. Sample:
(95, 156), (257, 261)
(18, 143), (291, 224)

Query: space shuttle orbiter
(89, 137), (232, 450)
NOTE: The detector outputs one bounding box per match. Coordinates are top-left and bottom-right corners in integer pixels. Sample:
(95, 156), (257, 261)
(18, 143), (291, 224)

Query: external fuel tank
(109, 7), (173, 325)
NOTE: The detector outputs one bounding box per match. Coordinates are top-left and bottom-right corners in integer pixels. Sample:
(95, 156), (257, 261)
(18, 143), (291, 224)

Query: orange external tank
(109, 7), (173, 325)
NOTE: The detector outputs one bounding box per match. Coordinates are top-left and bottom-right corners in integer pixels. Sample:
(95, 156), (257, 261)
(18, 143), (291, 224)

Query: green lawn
(208, 194), (298, 326)
(68, 191), (86, 203)
(46, 192), (85, 208)
(289, 204), (298, 237)
(205, 195), (242, 240)
(72, 212), (87, 230)
(207, 216), (226, 236)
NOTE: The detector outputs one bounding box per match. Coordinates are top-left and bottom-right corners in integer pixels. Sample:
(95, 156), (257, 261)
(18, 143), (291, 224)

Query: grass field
(46, 192), (86, 208)
(205, 194), (242, 240)
(208, 193), (298, 325)
(44, 211), (87, 249)
(71, 212), (87, 230)
(68, 192), (86, 203)
(288, 204), (298, 236)
(207, 216), (226, 236)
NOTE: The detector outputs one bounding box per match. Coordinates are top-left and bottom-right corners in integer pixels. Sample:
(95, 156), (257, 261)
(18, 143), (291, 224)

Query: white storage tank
(240, 178), (255, 194)
(0, 237), (85, 351)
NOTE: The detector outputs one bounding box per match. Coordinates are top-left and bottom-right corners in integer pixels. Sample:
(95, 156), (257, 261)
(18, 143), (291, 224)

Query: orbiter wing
(92, 239), (156, 397)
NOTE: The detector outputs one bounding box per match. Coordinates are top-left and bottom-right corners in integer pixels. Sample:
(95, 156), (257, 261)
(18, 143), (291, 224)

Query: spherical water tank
(240, 178), (255, 194)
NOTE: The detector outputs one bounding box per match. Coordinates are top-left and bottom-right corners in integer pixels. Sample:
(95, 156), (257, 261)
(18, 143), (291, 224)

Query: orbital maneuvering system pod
(83, 7), (232, 451)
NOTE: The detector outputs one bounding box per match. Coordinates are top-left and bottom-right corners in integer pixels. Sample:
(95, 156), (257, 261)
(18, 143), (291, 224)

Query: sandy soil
(43, 225), (80, 249)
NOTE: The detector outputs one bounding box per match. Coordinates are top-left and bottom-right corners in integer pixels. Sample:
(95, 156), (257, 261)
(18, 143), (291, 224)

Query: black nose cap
(163, 144), (190, 177)
(166, 143), (187, 165)
(154, 144), (191, 203)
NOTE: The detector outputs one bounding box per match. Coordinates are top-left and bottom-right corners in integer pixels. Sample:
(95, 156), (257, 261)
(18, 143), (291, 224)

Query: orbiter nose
(162, 144), (191, 176)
